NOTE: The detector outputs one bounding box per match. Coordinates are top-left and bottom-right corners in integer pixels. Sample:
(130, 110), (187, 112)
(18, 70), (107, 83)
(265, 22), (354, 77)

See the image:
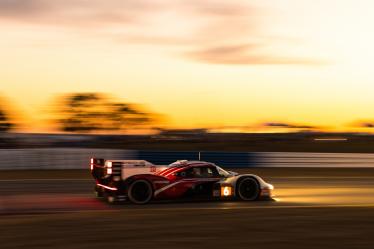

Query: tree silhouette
(56, 93), (152, 132)
(0, 107), (13, 132)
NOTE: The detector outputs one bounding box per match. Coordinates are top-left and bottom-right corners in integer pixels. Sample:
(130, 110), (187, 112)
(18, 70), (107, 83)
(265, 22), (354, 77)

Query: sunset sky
(1, 0), (374, 132)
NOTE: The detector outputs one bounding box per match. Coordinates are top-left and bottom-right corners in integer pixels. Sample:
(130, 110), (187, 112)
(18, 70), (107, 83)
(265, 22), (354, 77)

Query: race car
(90, 158), (274, 204)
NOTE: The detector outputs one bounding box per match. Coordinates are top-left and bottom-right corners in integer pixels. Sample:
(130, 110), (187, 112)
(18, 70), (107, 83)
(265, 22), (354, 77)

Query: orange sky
(1, 0), (374, 133)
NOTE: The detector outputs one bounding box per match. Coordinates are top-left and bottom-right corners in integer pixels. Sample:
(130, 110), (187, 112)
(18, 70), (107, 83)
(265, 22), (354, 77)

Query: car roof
(168, 160), (215, 168)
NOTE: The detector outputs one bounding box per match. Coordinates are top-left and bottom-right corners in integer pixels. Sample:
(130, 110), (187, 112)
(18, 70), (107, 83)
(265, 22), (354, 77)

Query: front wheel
(127, 180), (153, 204)
(236, 177), (260, 201)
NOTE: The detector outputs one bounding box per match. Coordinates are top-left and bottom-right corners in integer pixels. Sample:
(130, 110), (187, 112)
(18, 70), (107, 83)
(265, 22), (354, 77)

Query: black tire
(127, 180), (153, 204)
(236, 177), (260, 201)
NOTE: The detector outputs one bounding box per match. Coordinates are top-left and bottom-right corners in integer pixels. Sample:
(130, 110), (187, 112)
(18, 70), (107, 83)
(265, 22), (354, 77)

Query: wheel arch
(233, 174), (269, 189)
(123, 174), (169, 194)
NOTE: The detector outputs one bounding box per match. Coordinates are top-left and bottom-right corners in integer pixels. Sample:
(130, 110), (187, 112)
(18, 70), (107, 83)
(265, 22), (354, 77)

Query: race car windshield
(216, 166), (232, 177)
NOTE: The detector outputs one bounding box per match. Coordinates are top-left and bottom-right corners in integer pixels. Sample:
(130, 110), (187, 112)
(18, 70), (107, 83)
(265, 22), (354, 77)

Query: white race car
(91, 159), (274, 204)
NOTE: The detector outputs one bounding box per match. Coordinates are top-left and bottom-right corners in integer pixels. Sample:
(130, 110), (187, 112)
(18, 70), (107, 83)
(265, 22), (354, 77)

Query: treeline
(0, 93), (158, 133)
(0, 107), (12, 132)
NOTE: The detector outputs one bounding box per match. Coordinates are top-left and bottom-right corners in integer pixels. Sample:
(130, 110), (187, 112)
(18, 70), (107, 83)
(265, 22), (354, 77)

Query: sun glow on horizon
(1, 0), (374, 133)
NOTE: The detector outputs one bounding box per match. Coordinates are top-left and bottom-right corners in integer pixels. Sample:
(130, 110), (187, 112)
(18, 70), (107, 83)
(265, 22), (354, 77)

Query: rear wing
(90, 158), (166, 180)
(90, 158), (106, 179)
(90, 158), (155, 169)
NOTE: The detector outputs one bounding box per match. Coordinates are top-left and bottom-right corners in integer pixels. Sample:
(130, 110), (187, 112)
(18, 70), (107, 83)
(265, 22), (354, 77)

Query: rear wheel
(236, 177), (260, 201)
(127, 180), (153, 204)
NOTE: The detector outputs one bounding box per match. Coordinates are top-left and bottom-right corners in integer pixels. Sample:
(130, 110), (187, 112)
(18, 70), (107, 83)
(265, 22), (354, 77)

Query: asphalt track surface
(1, 168), (374, 249)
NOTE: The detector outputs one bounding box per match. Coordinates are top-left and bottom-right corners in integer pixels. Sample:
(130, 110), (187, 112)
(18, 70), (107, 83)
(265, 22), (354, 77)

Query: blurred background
(2, 0), (374, 169)
(2, 1), (374, 152)
(2, 1), (374, 248)
(1, 89), (374, 153)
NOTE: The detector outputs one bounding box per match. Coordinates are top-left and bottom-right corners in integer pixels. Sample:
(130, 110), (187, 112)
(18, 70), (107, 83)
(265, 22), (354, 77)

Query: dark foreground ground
(1, 207), (374, 249)
(1, 168), (374, 249)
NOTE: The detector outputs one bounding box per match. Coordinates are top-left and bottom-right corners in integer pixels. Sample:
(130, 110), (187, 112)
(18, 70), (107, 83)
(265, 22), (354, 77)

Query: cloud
(0, 0), (322, 65)
(184, 0), (253, 17)
(0, 0), (44, 16)
(0, 0), (158, 27)
(185, 43), (322, 65)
